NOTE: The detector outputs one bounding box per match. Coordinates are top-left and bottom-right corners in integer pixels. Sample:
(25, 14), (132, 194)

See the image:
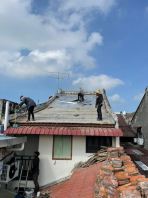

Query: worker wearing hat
(95, 90), (103, 120)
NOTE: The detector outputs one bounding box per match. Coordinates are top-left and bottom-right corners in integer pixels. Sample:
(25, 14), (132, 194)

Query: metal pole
(4, 101), (9, 131)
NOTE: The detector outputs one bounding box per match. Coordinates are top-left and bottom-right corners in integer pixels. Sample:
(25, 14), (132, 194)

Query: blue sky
(0, 0), (147, 112)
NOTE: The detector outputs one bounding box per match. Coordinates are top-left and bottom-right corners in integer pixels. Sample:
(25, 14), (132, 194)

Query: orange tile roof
(42, 163), (101, 198)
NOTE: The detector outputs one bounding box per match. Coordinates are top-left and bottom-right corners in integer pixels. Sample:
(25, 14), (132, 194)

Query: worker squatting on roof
(95, 90), (103, 121)
(19, 96), (36, 122)
(78, 88), (84, 102)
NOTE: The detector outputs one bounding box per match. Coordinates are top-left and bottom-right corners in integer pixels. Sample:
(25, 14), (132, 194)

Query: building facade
(131, 88), (148, 148)
(5, 90), (127, 187)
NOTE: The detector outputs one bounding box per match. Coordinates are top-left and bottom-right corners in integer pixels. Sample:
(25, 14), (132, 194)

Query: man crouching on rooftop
(19, 96), (36, 122)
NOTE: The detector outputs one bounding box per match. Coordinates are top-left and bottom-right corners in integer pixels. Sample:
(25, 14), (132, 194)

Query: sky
(0, 0), (148, 112)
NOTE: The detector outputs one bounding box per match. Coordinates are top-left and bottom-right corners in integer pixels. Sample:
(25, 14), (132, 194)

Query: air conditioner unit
(0, 161), (20, 183)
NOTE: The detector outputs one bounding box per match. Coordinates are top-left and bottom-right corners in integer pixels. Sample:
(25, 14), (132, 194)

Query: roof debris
(75, 148), (108, 168)
(95, 147), (148, 198)
(75, 147), (124, 168)
(41, 147), (148, 198)
(39, 191), (51, 198)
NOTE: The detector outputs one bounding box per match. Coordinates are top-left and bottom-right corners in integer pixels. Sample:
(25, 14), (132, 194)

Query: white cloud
(59, 0), (116, 14)
(0, 0), (117, 78)
(0, 49), (72, 78)
(145, 6), (148, 13)
(72, 74), (124, 90)
(109, 94), (125, 103)
(29, 50), (70, 64)
(133, 92), (144, 101)
(87, 32), (103, 50)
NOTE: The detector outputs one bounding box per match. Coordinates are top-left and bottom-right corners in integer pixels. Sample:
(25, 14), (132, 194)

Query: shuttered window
(53, 136), (72, 160)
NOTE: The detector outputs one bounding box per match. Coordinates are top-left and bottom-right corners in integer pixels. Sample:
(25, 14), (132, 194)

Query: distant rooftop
(116, 114), (136, 137)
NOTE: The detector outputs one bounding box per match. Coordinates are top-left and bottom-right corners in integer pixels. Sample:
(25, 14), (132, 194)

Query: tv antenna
(48, 72), (70, 90)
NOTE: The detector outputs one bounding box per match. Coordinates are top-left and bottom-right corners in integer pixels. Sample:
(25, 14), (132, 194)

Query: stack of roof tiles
(95, 147), (148, 198)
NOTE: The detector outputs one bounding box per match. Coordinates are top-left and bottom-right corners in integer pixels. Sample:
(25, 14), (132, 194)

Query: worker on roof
(95, 90), (103, 121)
(19, 96), (36, 122)
(78, 88), (84, 102)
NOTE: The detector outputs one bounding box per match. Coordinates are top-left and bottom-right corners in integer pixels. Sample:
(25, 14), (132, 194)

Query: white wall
(38, 135), (91, 186)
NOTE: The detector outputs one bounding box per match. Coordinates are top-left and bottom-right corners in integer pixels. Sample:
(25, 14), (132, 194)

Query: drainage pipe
(4, 101), (10, 131)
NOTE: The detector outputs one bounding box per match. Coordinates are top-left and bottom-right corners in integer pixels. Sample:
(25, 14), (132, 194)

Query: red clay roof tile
(42, 163), (101, 198)
(5, 126), (123, 136)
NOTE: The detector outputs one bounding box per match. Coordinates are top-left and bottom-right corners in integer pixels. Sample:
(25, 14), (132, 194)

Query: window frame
(52, 135), (72, 160)
(86, 136), (112, 153)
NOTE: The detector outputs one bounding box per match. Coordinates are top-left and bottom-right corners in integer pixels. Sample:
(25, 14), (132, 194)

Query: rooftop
(5, 90), (137, 137)
(117, 114), (136, 137)
(11, 90), (116, 126)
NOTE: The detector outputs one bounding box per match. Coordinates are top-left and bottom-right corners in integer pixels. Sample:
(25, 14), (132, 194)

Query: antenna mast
(48, 72), (69, 90)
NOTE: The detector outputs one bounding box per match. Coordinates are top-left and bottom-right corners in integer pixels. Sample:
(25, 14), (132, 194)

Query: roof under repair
(12, 89), (116, 126)
(5, 89), (135, 137)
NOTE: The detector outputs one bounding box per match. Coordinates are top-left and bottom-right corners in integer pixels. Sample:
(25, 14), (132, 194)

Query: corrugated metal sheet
(5, 126), (123, 136)
(125, 147), (148, 177)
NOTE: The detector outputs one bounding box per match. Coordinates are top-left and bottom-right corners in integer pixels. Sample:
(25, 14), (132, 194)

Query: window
(53, 135), (72, 160)
(86, 136), (112, 153)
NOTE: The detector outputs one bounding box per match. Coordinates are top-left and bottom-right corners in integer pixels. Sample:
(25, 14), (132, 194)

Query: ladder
(17, 162), (30, 196)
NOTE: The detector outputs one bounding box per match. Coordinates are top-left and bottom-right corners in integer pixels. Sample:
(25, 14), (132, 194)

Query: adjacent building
(131, 88), (148, 148)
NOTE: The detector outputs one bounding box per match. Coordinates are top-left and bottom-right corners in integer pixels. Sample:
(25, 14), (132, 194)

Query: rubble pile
(39, 191), (51, 198)
(76, 148), (108, 168)
(95, 147), (148, 198)
(138, 181), (148, 197)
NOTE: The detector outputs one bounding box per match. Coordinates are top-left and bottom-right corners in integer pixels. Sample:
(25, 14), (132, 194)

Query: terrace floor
(42, 162), (101, 198)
